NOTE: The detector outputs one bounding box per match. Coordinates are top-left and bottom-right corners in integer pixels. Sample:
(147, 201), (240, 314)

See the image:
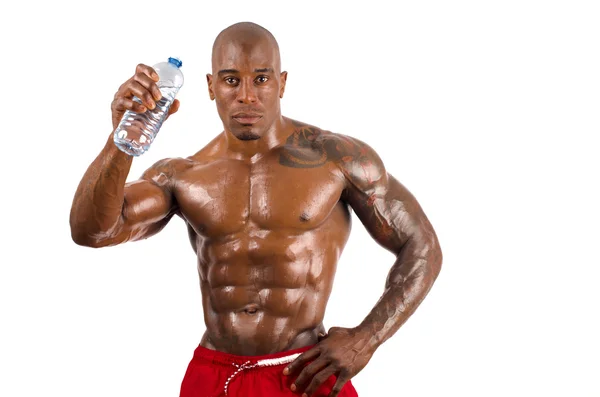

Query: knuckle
(315, 373), (328, 382)
(114, 86), (124, 99)
(306, 375), (326, 394)
(305, 384), (318, 394)
(116, 80), (132, 96)
(295, 373), (307, 385)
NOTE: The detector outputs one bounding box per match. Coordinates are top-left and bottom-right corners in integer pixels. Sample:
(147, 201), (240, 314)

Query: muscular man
(70, 22), (442, 397)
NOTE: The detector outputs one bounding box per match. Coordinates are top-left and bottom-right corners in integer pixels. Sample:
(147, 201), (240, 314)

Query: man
(70, 22), (442, 397)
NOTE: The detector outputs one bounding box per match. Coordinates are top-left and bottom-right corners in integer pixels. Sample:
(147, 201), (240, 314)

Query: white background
(1, 0), (599, 396)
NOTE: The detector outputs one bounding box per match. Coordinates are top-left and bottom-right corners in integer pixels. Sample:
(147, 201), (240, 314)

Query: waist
(192, 343), (314, 368)
(200, 321), (325, 356)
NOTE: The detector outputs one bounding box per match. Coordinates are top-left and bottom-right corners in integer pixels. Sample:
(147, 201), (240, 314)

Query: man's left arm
(285, 134), (443, 397)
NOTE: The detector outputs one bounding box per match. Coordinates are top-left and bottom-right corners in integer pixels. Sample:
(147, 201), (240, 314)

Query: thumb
(167, 99), (180, 118)
(318, 331), (328, 341)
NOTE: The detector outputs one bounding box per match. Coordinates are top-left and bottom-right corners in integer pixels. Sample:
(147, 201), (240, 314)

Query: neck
(224, 115), (292, 160)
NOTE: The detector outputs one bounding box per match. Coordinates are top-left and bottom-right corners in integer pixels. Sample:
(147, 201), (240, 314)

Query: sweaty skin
(70, 22), (442, 394)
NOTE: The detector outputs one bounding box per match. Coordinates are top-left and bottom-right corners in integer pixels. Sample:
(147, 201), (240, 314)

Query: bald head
(207, 22), (288, 141)
(212, 22), (281, 72)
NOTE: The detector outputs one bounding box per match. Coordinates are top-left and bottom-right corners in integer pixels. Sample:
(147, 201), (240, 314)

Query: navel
(243, 304), (261, 314)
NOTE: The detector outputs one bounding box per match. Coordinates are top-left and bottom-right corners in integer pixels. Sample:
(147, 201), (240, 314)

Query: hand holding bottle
(110, 63), (180, 131)
(112, 58), (184, 156)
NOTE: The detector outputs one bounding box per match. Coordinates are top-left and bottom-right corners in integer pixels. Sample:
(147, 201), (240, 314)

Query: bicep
(335, 136), (436, 254)
(122, 178), (173, 226)
(106, 163), (177, 245)
(345, 172), (434, 254)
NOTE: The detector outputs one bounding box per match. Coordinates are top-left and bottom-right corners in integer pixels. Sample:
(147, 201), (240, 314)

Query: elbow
(412, 232), (443, 282)
(432, 248), (443, 280)
(70, 217), (89, 246)
(69, 212), (122, 248)
(70, 215), (91, 247)
(70, 228), (103, 248)
(429, 239), (443, 281)
(69, 209), (95, 247)
(70, 221), (111, 249)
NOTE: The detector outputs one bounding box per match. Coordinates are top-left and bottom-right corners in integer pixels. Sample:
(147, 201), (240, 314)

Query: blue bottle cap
(168, 57), (183, 68)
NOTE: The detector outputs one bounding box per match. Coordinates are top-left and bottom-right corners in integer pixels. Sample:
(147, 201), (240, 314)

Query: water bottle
(113, 57), (184, 156)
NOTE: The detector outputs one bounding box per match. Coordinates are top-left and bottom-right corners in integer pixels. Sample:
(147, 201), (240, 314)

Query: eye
(255, 75), (269, 84)
(225, 77), (239, 85)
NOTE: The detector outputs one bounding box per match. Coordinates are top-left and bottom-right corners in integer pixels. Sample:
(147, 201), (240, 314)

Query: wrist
(104, 133), (134, 162)
(353, 324), (382, 351)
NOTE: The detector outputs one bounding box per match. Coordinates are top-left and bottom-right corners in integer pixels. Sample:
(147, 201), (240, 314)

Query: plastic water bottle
(113, 57), (184, 156)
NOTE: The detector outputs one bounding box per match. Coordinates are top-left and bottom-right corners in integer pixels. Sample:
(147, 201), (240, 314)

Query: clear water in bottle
(113, 57), (184, 156)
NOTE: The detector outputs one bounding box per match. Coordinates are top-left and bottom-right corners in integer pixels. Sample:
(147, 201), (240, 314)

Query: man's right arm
(69, 136), (181, 248)
(69, 63), (181, 248)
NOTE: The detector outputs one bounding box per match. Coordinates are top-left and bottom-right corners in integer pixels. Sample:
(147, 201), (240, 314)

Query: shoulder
(141, 157), (195, 187)
(327, 132), (387, 193)
(140, 133), (225, 184)
(284, 120), (388, 191)
(314, 130), (388, 192)
(286, 119), (380, 160)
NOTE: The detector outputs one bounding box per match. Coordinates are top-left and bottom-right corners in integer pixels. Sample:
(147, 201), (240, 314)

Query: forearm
(70, 135), (133, 244)
(355, 237), (442, 349)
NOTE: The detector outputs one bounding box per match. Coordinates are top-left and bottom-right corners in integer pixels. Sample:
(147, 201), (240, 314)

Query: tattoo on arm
(337, 137), (442, 349)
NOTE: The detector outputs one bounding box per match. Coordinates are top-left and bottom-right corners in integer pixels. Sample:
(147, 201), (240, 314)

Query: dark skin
(70, 23), (442, 397)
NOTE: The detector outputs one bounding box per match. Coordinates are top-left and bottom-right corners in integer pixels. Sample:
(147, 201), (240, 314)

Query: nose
(236, 79), (258, 104)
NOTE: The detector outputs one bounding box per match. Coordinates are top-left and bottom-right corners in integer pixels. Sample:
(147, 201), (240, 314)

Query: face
(207, 37), (287, 140)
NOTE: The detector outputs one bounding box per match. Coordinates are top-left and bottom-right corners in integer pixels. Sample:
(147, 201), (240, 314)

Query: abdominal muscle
(188, 198), (352, 356)
(195, 232), (343, 356)
(197, 262), (334, 356)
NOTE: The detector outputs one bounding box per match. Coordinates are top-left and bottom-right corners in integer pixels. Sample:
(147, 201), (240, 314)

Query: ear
(279, 71), (288, 99)
(206, 74), (215, 100)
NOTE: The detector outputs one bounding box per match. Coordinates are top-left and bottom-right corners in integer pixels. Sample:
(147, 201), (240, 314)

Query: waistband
(192, 343), (315, 367)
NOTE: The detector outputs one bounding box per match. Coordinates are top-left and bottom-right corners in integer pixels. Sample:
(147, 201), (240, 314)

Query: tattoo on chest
(279, 123), (359, 169)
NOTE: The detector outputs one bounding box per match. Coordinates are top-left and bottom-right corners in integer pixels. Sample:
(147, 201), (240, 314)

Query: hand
(111, 63), (180, 130)
(283, 327), (375, 397)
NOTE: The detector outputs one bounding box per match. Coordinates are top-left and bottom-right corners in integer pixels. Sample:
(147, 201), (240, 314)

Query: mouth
(232, 113), (262, 125)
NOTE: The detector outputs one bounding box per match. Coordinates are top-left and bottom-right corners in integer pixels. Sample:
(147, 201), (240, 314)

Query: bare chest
(173, 150), (346, 237)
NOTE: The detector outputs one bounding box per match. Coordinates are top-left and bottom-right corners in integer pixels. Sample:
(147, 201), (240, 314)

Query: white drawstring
(223, 353), (302, 395)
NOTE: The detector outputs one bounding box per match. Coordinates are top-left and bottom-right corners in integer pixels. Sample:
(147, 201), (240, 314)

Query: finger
(168, 99), (180, 115)
(328, 371), (350, 397)
(292, 358), (330, 393)
(136, 63), (159, 82)
(164, 99), (179, 121)
(121, 81), (156, 109)
(134, 72), (162, 101)
(283, 347), (321, 376)
(303, 366), (337, 397)
(113, 97), (146, 114)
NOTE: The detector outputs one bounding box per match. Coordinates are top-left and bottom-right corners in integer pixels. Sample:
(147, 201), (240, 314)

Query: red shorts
(179, 343), (359, 397)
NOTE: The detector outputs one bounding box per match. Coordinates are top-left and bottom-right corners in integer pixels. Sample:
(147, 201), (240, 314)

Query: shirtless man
(70, 22), (442, 397)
